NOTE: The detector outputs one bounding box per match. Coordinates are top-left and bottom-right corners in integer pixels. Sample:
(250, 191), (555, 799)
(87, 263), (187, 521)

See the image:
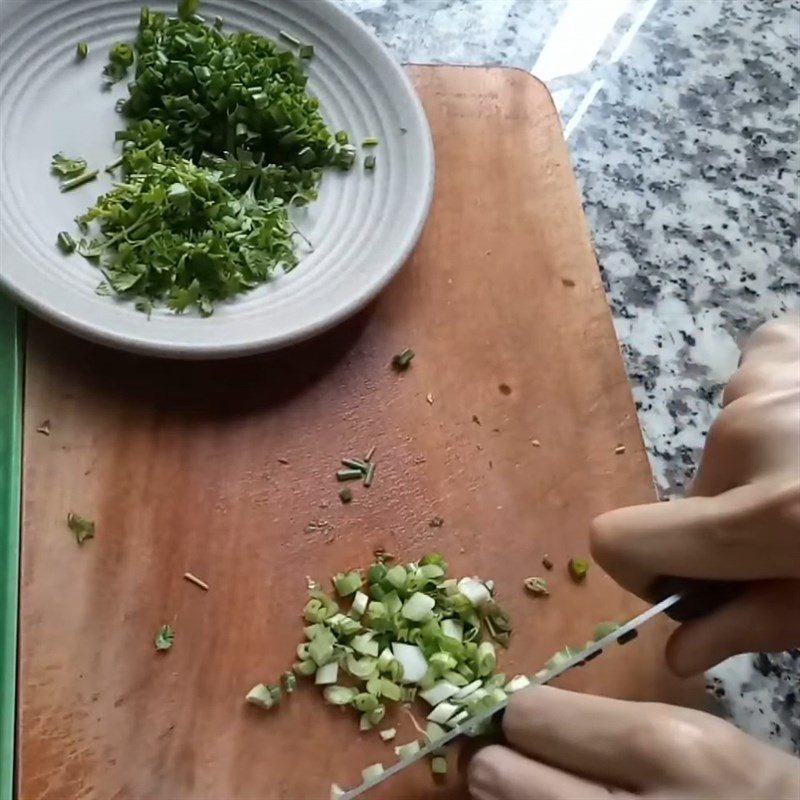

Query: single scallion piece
(594, 621), (621, 641)
(332, 570), (362, 597)
(246, 683), (280, 709)
(338, 487), (352, 504)
(361, 764), (384, 783)
(60, 170), (99, 192)
(524, 576), (549, 596)
(341, 458), (368, 471)
(66, 512), (94, 544)
(568, 558), (590, 582)
(323, 685), (357, 705)
(364, 461), (376, 488)
(57, 232), (77, 254)
(364, 154), (376, 171)
(336, 468), (363, 482)
(282, 671), (297, 694)
(362, 137), (379, 147)
(299, 44), (314, 59)
(76, 42), (89, 60)
(51, 153), (87, 178)
(379, 727), (396, 742)
(154, 624), (175, 651)
(431, 756), (447, 776)
(395, 740), (420, 760)
(279, 30), (301, 47)
(391, 348), (415, 370)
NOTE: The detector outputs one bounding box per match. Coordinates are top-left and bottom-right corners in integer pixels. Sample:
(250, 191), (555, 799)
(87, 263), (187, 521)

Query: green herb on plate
(155, 624), (175, 651)
(67, 512), (95, 544)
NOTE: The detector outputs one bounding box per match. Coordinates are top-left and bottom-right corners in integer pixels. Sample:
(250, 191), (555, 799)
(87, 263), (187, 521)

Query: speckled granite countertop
(337, 0), (800, 754)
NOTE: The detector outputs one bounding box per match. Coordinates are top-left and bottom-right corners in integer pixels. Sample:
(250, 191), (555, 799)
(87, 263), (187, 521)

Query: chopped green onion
(178, 0), (200, 20)
(594, 621), (620, 641)
(442, 670), (468, 687)
(282, 672), (297, 693)
(362, 137), (379, 147)
(425, 721), (445, 743)
(351, 590), (369, 616)
(299, 44), (314, 59)
(338, 487), (352, 504)
(402, 592), (435, 622)
(352, 632), (379, 657)
(391, 642), (428, 684)
(426, 701), (458, 724)
(315, 661), (339, 685)
(380, 679), (402, 702)
(57, 231), (76, 254)
(568, 558), (589, 582)
(453, 679), (482, 701)
(361, 764), (384, 783)
(391, 348), (415, 370)
(353, 692), (379, 712)
(367, 704), (386, 726)
(419, 681), (460, 707)
(76, 42), (89, 60)
(395, 740), (420, 760)
(359, 713), (373, 731)
(154, 624), (174, 651)
(364, 155), (376, 171)
(60, 170), (99, 192)
(294, 659), (317, 676)
(245, 683), (280, 709)
(524, 577), (549, 596)
(324, 685), (357, 705)
(457, 578), (491, 607)
(336, 468), (363, 481)
(505, 675), (531, 693)
(431, 756), (447, 776)
(364, 445), (376, 462)
(333, 570), (362, 596)
(279, 30), (301, 46)
(379, 727), (396, 742)
(347, 655), (378, 681)
(51, 152), (87, 178)
(484, 673), (506, 690)
(335, 130), (349, 145)
(341, 458), (368, 471)
(363, 461), (376, 487)
(477, 642), (497, 676)
(440, 619), (463, 641)
(445, 709), (470, 728)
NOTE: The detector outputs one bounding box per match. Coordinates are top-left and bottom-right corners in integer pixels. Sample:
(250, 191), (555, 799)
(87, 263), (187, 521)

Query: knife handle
(650, 576), (746, 622)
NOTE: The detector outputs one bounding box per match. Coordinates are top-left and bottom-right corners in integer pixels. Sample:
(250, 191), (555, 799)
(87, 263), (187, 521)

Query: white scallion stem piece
(394, 740), (421, 760)
(453, 679), (483, 701)
(440, 618), (463, 641)
(445, 709), (470, 728)
(315, 661), (339, 685)
(379, 727), (396, 742)
(457, 578), (491, 608)
(427, 701), (459, 724)
(351, 590), (369, 616)
(505, 675), (531, 693)
(419, 681), (460, 707)
(361, 764), (384, 782)
(391, 643), (428, 684)
(401, 592), (435, 622)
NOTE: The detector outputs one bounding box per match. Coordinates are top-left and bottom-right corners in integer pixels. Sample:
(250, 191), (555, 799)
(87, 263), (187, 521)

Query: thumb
(666, 579), (800, 676)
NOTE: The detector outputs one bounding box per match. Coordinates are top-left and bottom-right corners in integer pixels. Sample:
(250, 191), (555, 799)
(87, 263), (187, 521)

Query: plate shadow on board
(27, 302), (376, 421)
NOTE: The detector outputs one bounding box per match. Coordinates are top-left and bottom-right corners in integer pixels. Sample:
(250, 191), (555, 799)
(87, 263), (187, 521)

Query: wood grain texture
(19, 66), (702, 800)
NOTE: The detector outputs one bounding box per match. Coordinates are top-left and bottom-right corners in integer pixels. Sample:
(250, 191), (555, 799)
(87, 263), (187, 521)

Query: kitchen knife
(338, 591), (683, 800)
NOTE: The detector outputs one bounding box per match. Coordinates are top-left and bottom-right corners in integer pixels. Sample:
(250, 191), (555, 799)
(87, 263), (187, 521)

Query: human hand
(468, 686), (800, 800)
(591, 318), (800, 675)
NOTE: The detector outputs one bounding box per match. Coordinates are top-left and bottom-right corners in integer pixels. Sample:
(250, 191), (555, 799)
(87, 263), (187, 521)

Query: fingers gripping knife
(339, 578), (744, 799)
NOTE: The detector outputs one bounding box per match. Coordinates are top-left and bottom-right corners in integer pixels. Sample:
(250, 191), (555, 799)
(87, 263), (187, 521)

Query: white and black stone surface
(336, 0), (800, 754)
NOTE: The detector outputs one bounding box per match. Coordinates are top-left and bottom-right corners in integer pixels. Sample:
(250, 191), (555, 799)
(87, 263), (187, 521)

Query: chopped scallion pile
(53, 0), (355, 315)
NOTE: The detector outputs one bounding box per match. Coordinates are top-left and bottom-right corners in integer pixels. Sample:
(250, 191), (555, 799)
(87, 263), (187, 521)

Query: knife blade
(339, 592), (683, 800)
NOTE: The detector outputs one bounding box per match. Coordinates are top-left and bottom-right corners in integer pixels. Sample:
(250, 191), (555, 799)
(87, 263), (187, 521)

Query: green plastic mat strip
(0, 296), (22, 800)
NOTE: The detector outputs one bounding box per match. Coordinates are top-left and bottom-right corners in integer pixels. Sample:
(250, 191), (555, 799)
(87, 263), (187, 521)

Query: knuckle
(624, 709), (707, 770)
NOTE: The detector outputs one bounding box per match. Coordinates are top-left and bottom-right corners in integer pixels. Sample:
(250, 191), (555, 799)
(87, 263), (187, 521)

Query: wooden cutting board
(18, 66), (702, 800)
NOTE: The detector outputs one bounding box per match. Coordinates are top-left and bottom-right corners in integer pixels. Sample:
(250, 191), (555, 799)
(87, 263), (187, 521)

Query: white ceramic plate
(0, 0), (433, 358)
